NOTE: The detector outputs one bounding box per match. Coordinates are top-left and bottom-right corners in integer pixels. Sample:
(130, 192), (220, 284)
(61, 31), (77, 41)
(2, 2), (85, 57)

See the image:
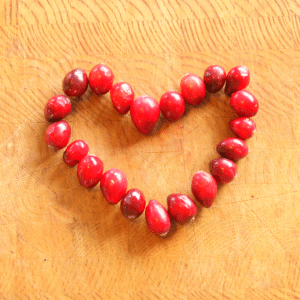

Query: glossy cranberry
(77, 155), (104, 188)
(89, 63), (114, 95)
(225, 66), (250, 96)
(230, 90), (259, 117)
(180, 74), (206, 106)
(130, 95), (160, 135)
(217, 138), (249, 161)
(120, 189), (146, 220)
(145, 200), (171, 236)
(63, 140), (89, 166)
(44, 95), (71, 121)
(167, 194), (197, 224)
(191, 171), (218, 208)
(110, 82), (134, 114)
(203, 65), (226, 93)
(100, 169), (128, 204)
(63, 68), (88, 97)
(159, 91), (185, 122)
(229, 117), (256, 140)
(209, 158), (237, 184)
(45, 120), (71, 150)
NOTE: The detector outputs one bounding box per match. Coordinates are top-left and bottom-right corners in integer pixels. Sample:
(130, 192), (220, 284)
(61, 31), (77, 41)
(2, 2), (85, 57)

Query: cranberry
(89, 63), (114, 95)
(145, 200), (171, 236)
(159, 91), (185, 122)
(203, 65), (226, 93)
(44, 95), (71, 121)
(230, 90), (259, 117)
(217, 138), (249, 161)
(63, 68), (88, 97)
(209, 158), (237, 184)
(45, 120), (71, 150)
(120, 189), (146, 220)
(229, 117), (256, 140)
(180, 73), (206, 105)
(225, 66), (250, 96)
(167, 194), (197, 224)
(191, 171), (218, 208)
(130, 95), (160, 135)
(63, 140), (89, 166)
(110, 82), (134, 114)
(100, 169), (128, 204)
(77, 155), (104, 188)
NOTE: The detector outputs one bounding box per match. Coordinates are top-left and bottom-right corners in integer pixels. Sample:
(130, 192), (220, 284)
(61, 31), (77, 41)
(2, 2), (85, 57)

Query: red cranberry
(77, 155), (104, 188)
(209, 158), (237, 184)
(145, 200), (171, 236)
(159, 91), (185, 122)
(225, 66), (250, 96)
(191, 171), (218, 208)
(63, 68), (88, 97)
(89, 63), (114, 95)
(229, 117), (256, 140)
(180, 73), (206, 105)
(110, 82), (134, 114)
(100, 169), (128, 204)
(44, 95), (71, 121)
(120, 189), (146, 220)
(45, 120), (71, 150)
(63, 140), (89, 166)
(130, 95), (160, 135)
(230, 90), (259, 117)
(203, 65), (226, 93)
(167, 194), (197, 224)
(217, 138), (249, 161)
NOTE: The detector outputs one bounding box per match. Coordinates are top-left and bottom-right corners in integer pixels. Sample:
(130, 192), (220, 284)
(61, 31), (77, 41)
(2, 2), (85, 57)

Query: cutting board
(0, 0), (300, 299)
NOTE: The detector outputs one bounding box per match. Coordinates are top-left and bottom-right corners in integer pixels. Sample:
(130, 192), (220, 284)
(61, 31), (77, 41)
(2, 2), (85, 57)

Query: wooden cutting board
(0, 0), (299, 299)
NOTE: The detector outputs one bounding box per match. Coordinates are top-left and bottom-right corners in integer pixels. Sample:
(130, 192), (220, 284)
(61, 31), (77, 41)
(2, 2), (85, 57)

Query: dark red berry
(63, 140), (89, 166)
(180, 73), (206, 105)
(167, 194), (197, 224)
(110, 82), (134, 114)
(159, 91), (185, 122)
(89, 63), (114, 95)
(120, 189), (146, 220)
(145, 200), (171, 236)
(225, 66), (250, 96)
(209, 158), (237, 184)
(45, 120), (71, 150)
(230, 90), (259, 117)
(229, 117), (256, 140)
(100, 169), (128, 204)
(203, 65), (226, 93)
(130, 95), (160, 135)
(191, 171), (218, 208)
(217, 138), (249, 161)
(44, 95), (71, 121)
(77, 155), (104, 188)
(63, 68), (88, 97)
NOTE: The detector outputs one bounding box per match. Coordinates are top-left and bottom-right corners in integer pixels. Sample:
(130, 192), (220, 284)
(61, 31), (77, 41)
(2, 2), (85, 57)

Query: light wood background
(0, 0), (300, 299)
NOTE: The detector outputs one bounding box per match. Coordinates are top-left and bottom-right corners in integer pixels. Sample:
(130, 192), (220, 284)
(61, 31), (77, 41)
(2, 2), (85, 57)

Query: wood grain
(0, 0), (300, 299)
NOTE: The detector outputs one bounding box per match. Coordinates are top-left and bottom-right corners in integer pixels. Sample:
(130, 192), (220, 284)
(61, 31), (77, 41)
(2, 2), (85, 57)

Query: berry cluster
(44, 64), (258, 237)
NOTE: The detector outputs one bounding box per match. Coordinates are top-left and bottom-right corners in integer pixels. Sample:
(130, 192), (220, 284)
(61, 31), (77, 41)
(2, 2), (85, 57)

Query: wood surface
(0, 0), (300, 299)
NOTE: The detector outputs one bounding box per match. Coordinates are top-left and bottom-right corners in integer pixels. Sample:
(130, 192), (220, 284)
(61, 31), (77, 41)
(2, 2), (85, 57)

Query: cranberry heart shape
(44, 64), (258, 237)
